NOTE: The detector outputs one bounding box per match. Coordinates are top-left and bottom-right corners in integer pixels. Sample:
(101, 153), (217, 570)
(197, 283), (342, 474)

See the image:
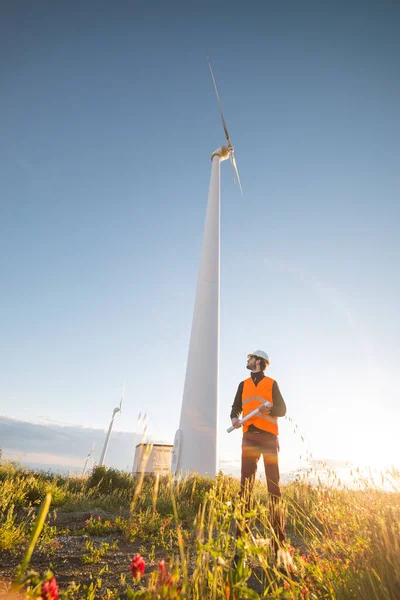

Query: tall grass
(0, 460), (399, 598)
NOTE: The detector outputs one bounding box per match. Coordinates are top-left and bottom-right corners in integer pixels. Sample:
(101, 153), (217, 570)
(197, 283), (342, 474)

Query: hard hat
(248, 350), (270, 364)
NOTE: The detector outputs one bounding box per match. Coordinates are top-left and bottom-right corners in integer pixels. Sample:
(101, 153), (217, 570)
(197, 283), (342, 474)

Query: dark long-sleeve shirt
(230, 371), (287, 433)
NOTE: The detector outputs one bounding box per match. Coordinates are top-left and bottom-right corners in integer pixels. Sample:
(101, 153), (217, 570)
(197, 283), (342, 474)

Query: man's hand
(258, 403), (271, 414)
(231, 417), (241, 429)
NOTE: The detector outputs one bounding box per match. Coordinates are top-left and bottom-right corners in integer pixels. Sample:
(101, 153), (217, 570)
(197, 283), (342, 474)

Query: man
(231, 350), (287, 550)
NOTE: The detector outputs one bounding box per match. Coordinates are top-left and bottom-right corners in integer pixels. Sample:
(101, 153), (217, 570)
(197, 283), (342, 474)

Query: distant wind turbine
(82, 443), (95, 476)
(98, 383), (125, 467)
(171, 59), (242, 477)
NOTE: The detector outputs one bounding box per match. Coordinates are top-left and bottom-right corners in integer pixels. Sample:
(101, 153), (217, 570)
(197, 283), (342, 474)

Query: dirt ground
(0, 509), (167, 596)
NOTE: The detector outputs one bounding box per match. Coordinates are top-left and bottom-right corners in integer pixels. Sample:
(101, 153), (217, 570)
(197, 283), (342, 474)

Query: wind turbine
(98, 383), (125, 467)
(82, 443), (95, 476)
(171, 59), (242, 477)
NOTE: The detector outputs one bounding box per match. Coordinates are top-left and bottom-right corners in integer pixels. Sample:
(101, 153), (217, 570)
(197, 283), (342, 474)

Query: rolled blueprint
(227, 401), (272, 433)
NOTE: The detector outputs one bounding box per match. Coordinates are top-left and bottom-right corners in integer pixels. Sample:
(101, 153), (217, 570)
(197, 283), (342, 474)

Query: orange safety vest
(241, 376), (278, 435)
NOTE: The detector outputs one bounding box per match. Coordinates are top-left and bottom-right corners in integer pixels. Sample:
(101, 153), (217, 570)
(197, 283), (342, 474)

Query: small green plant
(82, 539), (119, 564)
(84, 514), (125, 536)
(127, 506), (187, 550)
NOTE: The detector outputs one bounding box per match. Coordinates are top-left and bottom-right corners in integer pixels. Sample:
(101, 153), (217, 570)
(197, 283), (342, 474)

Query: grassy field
(0, 461), (399, 599)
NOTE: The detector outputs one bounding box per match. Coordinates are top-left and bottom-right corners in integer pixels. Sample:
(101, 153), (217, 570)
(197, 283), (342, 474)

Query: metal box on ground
(133, 443), (173, 474)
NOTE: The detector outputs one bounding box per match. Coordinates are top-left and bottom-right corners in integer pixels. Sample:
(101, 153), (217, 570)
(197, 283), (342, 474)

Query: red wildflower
(130, 553), (146, 580)
(301, 586), (309, 599)
(85, 515), (92, 528)
(224, 580), (231, 599)
(158, 560), (173, 587)
(308, 552), (316, 562)
(301, 554), (307, 562)
(41, 577), (59, 600)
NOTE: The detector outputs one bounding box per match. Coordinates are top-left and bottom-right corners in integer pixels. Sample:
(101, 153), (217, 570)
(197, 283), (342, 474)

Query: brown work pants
(238, 430), (285, 548)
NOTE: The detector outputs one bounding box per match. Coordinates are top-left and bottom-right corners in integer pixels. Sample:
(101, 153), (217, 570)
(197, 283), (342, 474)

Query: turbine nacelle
(211, 146), (230, 162)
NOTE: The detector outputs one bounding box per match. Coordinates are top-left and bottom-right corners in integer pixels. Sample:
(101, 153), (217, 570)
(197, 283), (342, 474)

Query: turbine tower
(171, 61), (241, 477)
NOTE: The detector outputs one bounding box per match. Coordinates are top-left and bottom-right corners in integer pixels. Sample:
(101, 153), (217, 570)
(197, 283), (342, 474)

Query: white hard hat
(248, 350), (270, 364)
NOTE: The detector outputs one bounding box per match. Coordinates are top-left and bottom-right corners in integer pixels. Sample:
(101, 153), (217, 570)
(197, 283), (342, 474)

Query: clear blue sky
(1, 1), (399, 475)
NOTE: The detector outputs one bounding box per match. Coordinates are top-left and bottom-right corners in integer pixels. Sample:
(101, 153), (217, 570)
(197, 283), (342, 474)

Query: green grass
(0, 460), (399, 599)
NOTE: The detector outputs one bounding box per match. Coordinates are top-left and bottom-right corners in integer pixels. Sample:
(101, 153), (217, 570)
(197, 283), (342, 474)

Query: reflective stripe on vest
(242, 376), (278, 435)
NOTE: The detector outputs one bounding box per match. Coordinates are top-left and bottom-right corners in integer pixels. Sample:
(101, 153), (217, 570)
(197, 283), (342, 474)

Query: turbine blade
(230, 154), (237, 185)
(119, 381), (125, 413)
(208, 58), (242, 195)
(230, 151), (243, 195)
(208, 59), (232, 148)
